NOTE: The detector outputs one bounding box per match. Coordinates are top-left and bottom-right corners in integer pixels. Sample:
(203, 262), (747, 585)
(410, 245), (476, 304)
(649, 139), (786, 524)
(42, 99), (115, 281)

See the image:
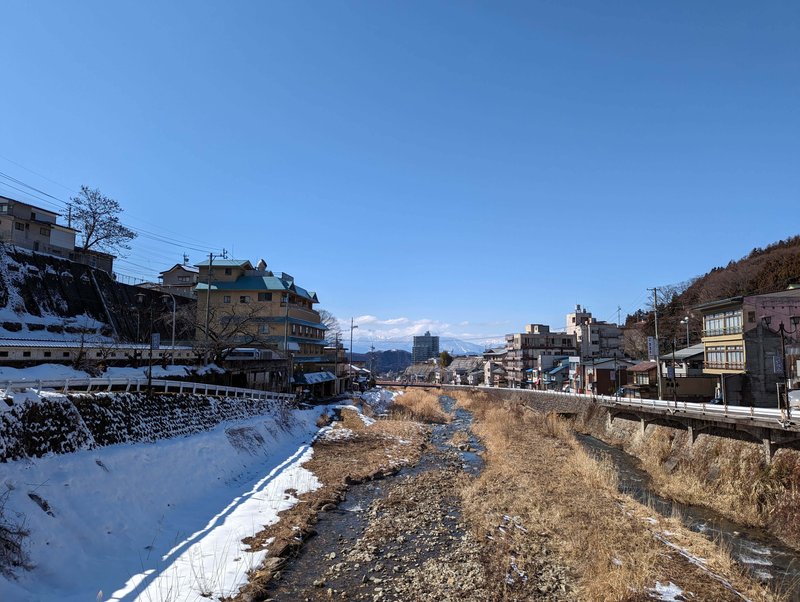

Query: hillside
(0, 244), (193, 343)
(625, 236), (800, 355)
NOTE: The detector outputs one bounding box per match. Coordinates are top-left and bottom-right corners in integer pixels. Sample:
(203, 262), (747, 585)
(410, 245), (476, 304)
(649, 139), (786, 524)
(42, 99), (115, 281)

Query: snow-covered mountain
(352, 336), (504, 356)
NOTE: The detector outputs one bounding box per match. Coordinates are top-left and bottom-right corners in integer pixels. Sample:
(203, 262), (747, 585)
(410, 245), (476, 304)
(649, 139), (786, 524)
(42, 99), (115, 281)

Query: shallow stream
(267, 395), (482, 600)
(578, 434), (800, 599)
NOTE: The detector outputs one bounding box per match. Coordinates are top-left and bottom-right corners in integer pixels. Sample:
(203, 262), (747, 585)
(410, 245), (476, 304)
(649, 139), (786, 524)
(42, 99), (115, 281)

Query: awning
(294, 371), (336, 385)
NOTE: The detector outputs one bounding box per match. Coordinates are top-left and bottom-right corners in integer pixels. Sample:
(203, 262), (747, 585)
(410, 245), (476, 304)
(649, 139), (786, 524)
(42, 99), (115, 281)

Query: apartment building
(566, 304), (623, 359)
(0, 196), (114, 273)
(697, 286), (800, 407)
(194, 258), (327, 369)
(504, 324), (578, 388)
(412, 330), (439, 363)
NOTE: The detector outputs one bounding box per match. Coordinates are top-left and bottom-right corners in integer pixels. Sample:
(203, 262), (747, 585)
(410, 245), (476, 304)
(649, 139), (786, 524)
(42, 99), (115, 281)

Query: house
(696, 286), (800, 407)
(446, 356), (484, 385)
(0, 196), (114, 273)
(483, 347), (507, 387)
(194, 258), (327, 388)
(504, 324), (578, 388)
(580, 357), (635, 395)
(157, 262), (200, 298)
(626, 361), (659, 398)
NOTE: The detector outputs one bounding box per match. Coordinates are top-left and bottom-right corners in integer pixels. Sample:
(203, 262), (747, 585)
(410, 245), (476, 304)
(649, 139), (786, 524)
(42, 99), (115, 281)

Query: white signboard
(647, 336), (658, 360)
(151, 333), (161, 349)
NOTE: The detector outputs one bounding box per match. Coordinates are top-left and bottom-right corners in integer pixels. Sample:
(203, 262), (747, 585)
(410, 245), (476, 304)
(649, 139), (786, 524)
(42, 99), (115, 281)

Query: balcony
(704, 361), (745, 371)
(702, 326), (743, 337)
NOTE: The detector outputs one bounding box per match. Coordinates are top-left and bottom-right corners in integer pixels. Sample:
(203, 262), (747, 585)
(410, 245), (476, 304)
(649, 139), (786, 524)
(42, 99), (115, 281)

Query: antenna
(183, 253), (189, 265)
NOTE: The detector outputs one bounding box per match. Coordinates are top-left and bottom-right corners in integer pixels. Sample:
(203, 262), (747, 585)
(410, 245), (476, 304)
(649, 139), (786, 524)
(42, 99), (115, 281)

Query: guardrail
(443, 385), (789, 424)
(0, 377), (295, 403)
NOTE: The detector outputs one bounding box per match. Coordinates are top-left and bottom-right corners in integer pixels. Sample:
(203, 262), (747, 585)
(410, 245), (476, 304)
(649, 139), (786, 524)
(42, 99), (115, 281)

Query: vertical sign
(151, 333), (161, 349)
(647, 336), (658, 360)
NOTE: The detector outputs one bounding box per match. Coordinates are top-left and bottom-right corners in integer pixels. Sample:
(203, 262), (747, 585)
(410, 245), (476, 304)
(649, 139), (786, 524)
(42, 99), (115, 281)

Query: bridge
(440, 385), (800, 463)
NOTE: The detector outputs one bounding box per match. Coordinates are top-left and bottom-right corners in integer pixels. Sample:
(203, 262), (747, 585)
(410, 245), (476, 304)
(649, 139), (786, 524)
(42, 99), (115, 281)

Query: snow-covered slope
(0, 404), (324, 602)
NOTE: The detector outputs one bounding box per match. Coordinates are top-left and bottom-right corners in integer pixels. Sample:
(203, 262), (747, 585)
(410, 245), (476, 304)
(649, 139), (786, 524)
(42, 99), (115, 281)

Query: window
(44, 351), (51, 358)
(63, 352), (70, 357)
(178, 276), (190, 283)
(703, 310), (743, 336)
(706, 345), (744, 370)
(23, 351), (31, 357)
(239, 295), (250, 303)
(0, 351), (7, 357)
(748, 311), (756, 323)
(223, 295), (231, 304)
(259, 324), (270, 334)
(224, 268), (232, 275)
(0, 204), (8, 213)
(258, 292), (272, 301)
(40, 227), (51, 236)
(15, 222), (25, 231)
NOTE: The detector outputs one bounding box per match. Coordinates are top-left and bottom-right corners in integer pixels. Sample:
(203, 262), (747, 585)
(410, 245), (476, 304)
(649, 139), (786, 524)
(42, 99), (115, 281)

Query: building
(504, 324), (578, 388)
(626, 361), (659, 398)
(566, 304), (623, 359)
(659, 343), (716, 402)
(412, 330), (440, 363)
(194, 258), (327, 386)
(696, 286), (800, 407)
(483, 347), (507, 387)
(0, 196), (114, 273)
(157, 261), (200, 298)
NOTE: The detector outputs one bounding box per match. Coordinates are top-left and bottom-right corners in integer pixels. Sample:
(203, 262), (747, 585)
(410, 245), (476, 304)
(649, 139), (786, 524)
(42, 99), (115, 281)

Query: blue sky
(1, 1), (798, 346)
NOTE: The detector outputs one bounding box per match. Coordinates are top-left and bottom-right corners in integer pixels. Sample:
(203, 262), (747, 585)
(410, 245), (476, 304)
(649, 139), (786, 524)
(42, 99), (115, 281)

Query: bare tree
(70, 186), (137, 255)
(318, 309), (342, 346)
(182, 302), (272, 364)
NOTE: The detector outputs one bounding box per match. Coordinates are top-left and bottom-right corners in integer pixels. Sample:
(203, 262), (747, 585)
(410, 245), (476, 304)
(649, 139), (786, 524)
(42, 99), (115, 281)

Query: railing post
(63, 378), (70, 394)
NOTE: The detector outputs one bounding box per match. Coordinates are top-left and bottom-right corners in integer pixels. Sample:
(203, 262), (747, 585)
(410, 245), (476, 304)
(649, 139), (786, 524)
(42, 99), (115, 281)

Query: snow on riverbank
(0, 405), (325, 602)
(0, 363), (225, 382)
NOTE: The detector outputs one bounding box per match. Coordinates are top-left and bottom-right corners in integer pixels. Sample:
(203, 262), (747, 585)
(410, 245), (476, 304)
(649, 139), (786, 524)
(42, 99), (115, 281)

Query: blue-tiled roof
(195, 275), (319, 302)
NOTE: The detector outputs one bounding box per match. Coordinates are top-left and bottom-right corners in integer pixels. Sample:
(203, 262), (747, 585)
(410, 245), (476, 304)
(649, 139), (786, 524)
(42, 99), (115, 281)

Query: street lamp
(762, 315), (800, 419)
(680, 316), (690, 346)
(135, 292), (155, 398)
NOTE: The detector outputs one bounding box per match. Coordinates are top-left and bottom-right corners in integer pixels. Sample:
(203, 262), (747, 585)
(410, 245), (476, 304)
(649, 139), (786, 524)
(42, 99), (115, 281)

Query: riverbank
(453, 389), (783, 601)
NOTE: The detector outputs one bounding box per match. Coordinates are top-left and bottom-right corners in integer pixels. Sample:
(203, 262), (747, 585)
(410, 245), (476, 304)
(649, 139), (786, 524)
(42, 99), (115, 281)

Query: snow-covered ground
(0, 363), (224, 382)
(0, 403), (326, 602)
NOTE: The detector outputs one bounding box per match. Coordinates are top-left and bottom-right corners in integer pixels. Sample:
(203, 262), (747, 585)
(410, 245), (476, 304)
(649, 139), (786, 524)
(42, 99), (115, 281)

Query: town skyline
(2, 1), (798, 340)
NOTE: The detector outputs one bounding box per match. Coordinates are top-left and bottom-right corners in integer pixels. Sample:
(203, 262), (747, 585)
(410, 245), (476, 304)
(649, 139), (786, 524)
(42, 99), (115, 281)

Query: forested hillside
(624, 237), (800, 357)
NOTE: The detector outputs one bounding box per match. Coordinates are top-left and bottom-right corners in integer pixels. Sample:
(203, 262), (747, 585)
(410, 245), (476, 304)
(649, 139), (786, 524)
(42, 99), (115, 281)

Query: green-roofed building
(195, 257), (328, 386)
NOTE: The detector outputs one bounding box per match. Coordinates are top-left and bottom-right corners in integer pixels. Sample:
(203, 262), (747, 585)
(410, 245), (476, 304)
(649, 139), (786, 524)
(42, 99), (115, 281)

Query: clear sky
(1, 1), (798, 346)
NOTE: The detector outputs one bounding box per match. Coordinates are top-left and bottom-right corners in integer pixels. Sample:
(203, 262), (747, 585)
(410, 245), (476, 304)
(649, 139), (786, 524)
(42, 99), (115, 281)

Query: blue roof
(195, 275), (319, 302)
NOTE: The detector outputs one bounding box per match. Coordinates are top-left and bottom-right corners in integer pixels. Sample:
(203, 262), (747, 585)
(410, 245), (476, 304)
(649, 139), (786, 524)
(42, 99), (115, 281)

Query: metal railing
(0, 377), (295, 402)
(444, 385), (788, 425)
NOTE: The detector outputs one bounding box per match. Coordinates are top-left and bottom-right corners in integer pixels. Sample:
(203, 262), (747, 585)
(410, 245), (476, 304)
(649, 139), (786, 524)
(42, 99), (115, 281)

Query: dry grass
(576, 405), (800, 549)
(389, 388), (451, 423)
(459, 396), (783, 602)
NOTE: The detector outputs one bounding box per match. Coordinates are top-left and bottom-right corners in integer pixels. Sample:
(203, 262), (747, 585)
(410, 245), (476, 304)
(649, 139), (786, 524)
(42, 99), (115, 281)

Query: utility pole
(333, 331), (340, 395)
(649, 287), (663, 400)
(349, 318), (358, 391)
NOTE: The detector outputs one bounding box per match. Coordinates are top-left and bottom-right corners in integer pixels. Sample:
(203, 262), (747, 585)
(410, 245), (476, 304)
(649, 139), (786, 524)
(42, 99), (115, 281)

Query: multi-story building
(503, 324), (578, 388)
(697, 286), (800, 407)
(566, 304), (623, 359)
(194, 258), (327, 379)
(0, 196), (114, 273)
(412, 330), (439, 363)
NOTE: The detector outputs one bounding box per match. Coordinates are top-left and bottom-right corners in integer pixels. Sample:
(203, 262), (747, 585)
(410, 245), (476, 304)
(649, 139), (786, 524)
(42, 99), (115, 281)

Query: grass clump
(389, 389), (451, 424)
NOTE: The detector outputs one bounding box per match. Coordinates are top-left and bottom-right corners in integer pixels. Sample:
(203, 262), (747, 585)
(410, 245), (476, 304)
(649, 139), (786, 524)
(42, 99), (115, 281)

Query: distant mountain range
(351, 336), (504, 355)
